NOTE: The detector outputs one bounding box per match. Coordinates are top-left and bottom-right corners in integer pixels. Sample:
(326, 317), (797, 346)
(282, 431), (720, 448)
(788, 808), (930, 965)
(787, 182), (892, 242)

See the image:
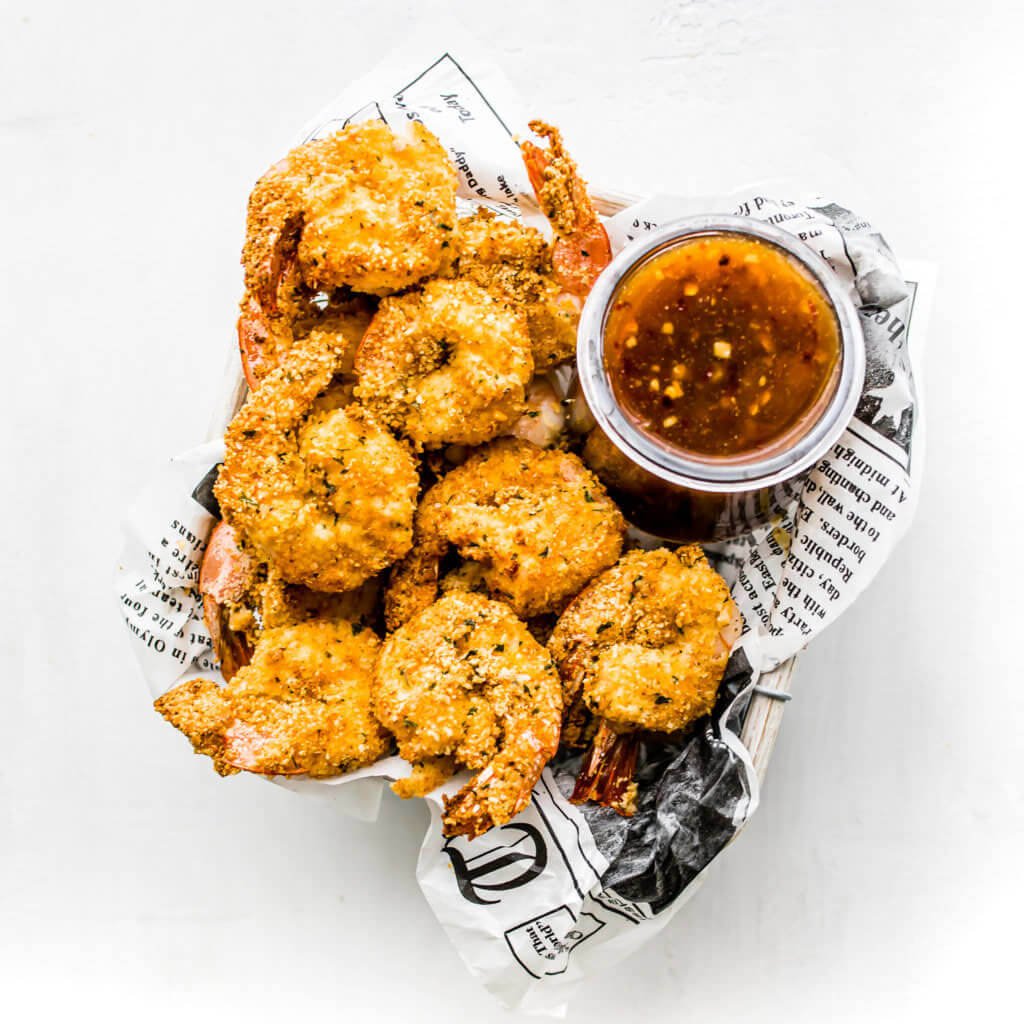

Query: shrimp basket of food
(116, 37), (927, 1014)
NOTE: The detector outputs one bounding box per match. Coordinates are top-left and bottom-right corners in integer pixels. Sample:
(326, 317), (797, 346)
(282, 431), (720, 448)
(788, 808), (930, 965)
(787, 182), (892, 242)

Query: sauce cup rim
(576, 214), (866, 493)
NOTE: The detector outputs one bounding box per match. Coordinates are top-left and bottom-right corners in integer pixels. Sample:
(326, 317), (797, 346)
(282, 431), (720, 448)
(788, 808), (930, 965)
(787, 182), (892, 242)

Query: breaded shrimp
(372, 592), (562, 838)
(243, 120), (457, 302)
(353, 278), (533, 448)
(384, 439), (625, 629)
(198, 518), (387, 679)
(155, 619), (391, 777)
(448, 211), (579, 368)
(550, 546), (741, 733)
(548, 546), (742, 814)
(235, 120), (456, 387)
(216, 325), (419, 592)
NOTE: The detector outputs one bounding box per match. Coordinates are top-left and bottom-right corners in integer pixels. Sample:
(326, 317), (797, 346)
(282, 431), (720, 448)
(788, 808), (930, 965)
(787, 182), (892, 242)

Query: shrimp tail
(443, 732), (557, 840)
(442, 759), (534, 841)
(220, 721), (306, 776)
(570, 719), (640, 817)
(520, 119), (612, 296)
(237, 296), (269, 391)
(203, 598), (254, 682)
(200, 521), (256, 681)
(238, 167), (305, 386)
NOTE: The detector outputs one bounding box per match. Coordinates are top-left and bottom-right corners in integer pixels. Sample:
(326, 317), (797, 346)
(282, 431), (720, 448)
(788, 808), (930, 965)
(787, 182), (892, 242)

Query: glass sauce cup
(573, 215), (865, 542)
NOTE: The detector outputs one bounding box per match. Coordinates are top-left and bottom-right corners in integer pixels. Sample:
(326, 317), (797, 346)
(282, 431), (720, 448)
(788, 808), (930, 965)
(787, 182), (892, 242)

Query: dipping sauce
(604, 234), (841, 458)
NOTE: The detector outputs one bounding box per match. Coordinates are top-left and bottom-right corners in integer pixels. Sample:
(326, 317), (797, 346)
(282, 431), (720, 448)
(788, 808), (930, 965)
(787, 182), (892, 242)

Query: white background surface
(3, 1), (1021, 1021)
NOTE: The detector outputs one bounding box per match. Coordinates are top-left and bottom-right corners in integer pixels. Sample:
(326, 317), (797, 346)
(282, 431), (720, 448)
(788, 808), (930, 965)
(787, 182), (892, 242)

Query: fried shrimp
(353, 278), (534, 448)
(384, 439), (625, 629)
(449, 211), (579, 368)
(198, 521), (384, 678)
(548, 546), (742, 814)
(199, 521), (258, 680)
(235, 120), (456, 387)
(372, 592), (562, 838)
(243, 120), (457, 301)
(216, 326), (419, 592)
(156, 619), (390, 777)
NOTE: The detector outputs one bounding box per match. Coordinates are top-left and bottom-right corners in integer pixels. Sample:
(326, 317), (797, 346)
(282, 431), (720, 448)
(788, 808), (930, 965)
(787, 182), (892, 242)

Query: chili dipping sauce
(604, 234), (841, 458)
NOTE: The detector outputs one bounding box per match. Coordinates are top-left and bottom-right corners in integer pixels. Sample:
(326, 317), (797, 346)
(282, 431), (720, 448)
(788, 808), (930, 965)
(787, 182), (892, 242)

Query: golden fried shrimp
(353, 278), (533, 448)
(243, 120), (457, 303)
(155, 619), (391, 778)
(258, 571), (383, 633)
(216, 326), (419, 592)
(236, 120), (455, 388)
(550, 546), (741, 732)
(548, 546), (742, 814)
(384, 439), (625, 629)
(198, 519), (387, 678)
(520, 119), (613, 299)
(449, 211), (579, 368)
(372, 592), (562, 838)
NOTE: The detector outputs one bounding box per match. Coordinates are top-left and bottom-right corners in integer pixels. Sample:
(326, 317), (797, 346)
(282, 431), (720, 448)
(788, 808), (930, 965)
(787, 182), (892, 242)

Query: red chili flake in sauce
(604, 234), (841, 457)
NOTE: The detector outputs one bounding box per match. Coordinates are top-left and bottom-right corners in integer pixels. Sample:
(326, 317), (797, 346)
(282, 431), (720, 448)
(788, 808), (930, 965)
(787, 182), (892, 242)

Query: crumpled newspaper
(114, 28), (930, 1017)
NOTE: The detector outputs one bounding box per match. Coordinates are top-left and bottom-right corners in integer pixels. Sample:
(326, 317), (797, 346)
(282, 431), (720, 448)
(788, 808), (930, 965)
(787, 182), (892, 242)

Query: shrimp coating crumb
(354, 278), (533, 448)
(448, 211), (579, 368)
(155, 620), (391, 777)
(520, 119), (612, 298)
(216, 327), (419, 592)
(243, 120), (457, 299)
(385, 439), (625, 629)
(548, 546), (742, 737)
(372, 592), (562, 838)
(239, 298), (375, 390)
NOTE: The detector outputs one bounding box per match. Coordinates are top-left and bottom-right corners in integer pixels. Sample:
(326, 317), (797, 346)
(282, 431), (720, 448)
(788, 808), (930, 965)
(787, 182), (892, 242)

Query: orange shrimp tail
(202, 596), (253, 682)
(520, 119), (612, 297)
(237, 296), (269, 390)
(552, 224), (612, 297)
(520, 139), (551, 205)
(443, 740), (556, 840)
(255, 209), (302, 315)
(570, 720), (640, 816)
(219, 721), (306, 776)
(200, 522), (255, 681)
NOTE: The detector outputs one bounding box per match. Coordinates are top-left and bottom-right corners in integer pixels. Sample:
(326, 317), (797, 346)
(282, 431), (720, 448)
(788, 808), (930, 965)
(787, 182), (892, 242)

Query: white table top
(4, 1), (1021, 1021)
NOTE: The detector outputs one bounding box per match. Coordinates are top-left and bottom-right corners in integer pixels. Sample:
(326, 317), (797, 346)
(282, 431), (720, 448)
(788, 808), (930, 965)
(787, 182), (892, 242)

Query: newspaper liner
(114, 34), (930, 1016)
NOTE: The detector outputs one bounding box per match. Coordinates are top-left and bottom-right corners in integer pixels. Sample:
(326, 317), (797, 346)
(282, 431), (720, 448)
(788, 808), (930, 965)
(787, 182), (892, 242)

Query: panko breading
(353, 278), (534, 449)
(238, 297), (375, 390)
(216, 326), (419, 592)
(372, 592), (562, 838)
(548, 546), (742, 737)
(155, 619), (391, 777)
(385, 439), (625, 629)
(243, 120), (457, 300)
(448, 211), (579, 368)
